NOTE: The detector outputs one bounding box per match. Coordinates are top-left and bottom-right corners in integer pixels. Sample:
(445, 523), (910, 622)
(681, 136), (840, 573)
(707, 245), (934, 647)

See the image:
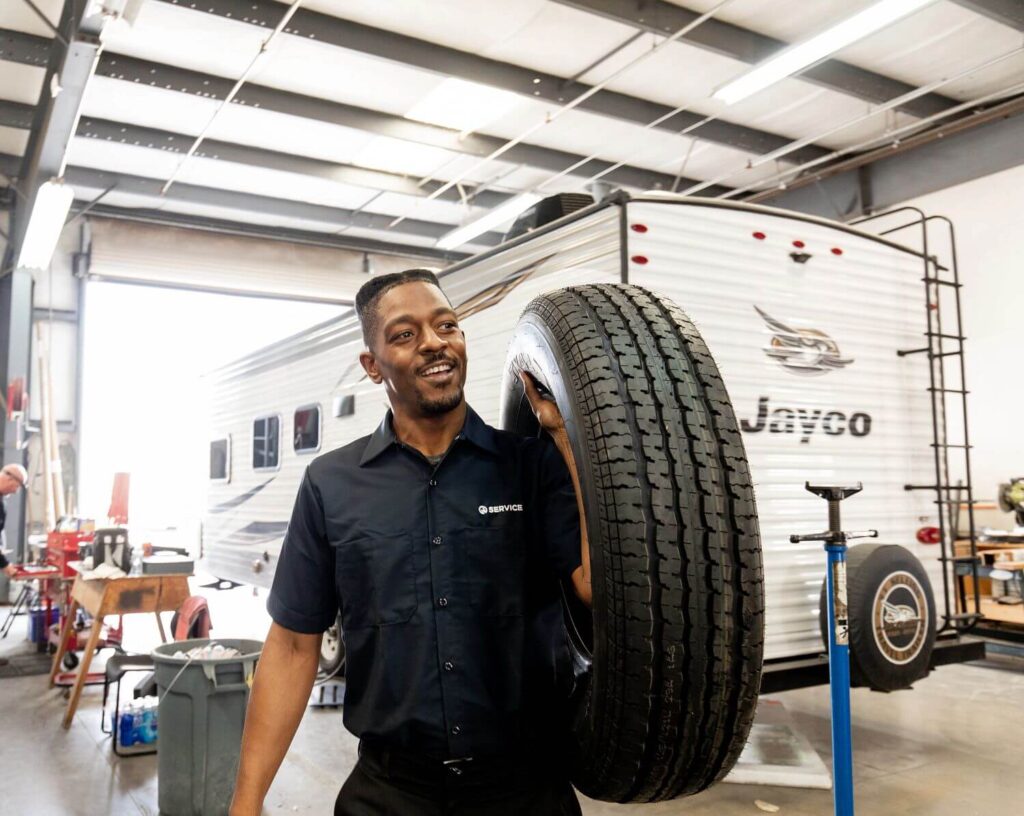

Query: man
(0, 463), (28, 579)
(231, 268), (592, 815)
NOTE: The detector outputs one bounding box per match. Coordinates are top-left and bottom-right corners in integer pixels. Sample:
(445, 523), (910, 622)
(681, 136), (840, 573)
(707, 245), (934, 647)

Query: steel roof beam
(152, 0), (827, 163)
(72, 204), (468, 262)
(0, 100), (514, 207)
(0, 156), (505, 246)
(951, 0), (1024, 31)
(0, 28), (726, 196)
(554, 0), (957, 118)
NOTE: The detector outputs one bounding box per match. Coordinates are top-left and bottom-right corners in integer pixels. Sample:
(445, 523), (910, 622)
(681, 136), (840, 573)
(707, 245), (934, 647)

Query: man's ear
(359, 350), (383, 384)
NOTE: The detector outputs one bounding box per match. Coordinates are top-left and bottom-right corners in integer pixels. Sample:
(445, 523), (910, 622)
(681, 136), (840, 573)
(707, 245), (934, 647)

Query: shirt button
(443, 660), (454, 672)
(451, 725), (461, 736)
(432, 536), (442, 546)
(429, 479), (437, 487)
(437, 597), (448, 608)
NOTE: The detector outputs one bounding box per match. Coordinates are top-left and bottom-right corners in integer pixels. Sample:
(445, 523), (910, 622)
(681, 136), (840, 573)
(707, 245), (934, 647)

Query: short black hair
(355, 268), (448, 347)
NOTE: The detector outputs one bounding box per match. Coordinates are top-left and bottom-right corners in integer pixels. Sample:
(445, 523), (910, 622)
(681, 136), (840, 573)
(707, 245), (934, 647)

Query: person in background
(0, 463), (27, 667)
(0, 463), (28, 578)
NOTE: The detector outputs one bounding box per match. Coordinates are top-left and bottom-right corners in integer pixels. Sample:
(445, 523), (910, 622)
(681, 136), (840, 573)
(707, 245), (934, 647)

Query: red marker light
(831, 247), (843, 255)
(916, 526), (941, 545)
(630, 223), (648, 233)
(752, 231), (766, 240)
(631, 255), (649, 265)
(792, 239), (805, 248)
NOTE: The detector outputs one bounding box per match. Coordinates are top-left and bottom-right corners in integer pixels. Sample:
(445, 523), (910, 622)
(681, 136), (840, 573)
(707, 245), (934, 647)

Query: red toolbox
(46, 531), (94, 577)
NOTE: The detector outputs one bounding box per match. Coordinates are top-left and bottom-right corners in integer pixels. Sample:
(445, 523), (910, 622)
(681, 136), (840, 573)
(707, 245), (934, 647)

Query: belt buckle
(442, 756), (474, 776)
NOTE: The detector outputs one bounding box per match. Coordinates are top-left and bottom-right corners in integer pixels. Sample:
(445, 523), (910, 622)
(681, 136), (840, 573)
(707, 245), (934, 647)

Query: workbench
(48, 568), (191, 728)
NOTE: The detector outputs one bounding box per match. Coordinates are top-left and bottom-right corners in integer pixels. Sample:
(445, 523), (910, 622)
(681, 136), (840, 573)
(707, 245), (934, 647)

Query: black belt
(358, 741), (553, 786)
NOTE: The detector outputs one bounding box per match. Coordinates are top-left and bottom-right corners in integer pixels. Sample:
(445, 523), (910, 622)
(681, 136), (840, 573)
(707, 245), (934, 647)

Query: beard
(416, 383), (464, 417)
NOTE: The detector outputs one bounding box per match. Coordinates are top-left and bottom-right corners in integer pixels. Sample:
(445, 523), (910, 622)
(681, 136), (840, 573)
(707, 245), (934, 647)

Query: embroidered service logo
(754, 305), (853, 376)
(479, 504), (524, 515)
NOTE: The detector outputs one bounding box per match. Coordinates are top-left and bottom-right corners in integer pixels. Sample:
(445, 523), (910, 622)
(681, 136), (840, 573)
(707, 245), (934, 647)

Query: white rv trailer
(203, 194), (980, 682)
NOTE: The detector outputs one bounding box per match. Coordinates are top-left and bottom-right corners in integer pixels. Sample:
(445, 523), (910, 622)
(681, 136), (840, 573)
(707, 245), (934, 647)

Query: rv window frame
(209, 436), (231, 483)
(252, 413), (283, 472)
(293, 403), (323, 455)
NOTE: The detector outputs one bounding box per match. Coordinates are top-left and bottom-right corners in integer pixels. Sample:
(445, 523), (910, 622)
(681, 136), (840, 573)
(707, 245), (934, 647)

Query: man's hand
(2, 564), (16, 578)
(521, 370), (592, 608)
(520, 370), (564, 433)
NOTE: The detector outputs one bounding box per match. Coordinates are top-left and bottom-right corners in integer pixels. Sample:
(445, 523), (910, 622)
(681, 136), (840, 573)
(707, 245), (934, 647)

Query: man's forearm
(230, 622), (322, 815)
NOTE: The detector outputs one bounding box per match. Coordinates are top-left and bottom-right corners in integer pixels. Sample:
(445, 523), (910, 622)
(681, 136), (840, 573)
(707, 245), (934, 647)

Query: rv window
(253, 415), (280, 470)
(294, 405), (321, 453)
(210, 438), (230, 481)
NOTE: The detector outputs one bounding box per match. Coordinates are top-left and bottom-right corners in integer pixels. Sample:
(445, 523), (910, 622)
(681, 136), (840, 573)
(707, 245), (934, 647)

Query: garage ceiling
(1, 0), (1023, 258)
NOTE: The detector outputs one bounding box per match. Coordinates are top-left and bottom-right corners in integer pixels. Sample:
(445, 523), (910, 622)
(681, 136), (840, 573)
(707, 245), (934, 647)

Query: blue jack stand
(790, 482), (878, 816)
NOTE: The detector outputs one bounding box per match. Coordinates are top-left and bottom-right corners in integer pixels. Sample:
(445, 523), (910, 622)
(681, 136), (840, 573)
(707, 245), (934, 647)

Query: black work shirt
(267, 405), (581, 759)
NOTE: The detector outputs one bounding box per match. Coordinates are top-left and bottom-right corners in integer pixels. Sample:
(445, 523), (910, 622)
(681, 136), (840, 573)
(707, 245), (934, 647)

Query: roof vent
(505, 193), (595, 241)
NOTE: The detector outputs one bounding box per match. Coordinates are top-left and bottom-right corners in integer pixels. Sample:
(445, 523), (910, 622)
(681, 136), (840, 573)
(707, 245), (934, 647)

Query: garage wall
(897, 164), (1024, 513)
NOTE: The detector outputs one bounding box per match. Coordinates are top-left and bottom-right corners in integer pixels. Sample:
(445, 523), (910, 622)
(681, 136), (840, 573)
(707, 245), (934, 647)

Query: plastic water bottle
(140, 697), (158, 744)
(119, 704), (136, 747)
(131, 701), (144, 745)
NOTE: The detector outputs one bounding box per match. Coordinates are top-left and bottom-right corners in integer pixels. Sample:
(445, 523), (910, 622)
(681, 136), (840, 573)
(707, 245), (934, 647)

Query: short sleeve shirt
(267, 405), (581, 758)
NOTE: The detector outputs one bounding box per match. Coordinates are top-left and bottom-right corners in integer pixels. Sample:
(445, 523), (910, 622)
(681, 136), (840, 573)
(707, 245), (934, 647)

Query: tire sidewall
(499, 310), (608, 746)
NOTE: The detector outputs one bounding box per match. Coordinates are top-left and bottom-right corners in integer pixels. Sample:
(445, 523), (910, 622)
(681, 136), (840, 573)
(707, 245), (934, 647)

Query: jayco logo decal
(741, 396), (871, 443)
(479, 504), (524, 515)
(755, 305), (853, 376)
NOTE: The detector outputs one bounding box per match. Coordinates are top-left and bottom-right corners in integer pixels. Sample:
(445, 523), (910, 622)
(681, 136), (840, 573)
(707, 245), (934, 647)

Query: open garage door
(86, 218), (427, 304)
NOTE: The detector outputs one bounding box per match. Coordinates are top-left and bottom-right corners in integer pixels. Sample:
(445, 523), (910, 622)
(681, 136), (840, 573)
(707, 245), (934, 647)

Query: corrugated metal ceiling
(1, 0), (1022, 256)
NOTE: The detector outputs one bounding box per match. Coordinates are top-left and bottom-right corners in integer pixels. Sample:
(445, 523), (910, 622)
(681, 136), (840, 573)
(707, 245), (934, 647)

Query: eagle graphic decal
(754, 305), (853, 376)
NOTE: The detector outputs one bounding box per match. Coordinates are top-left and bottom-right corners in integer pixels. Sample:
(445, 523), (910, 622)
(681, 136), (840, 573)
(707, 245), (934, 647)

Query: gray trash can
(152, 638), (262, 816)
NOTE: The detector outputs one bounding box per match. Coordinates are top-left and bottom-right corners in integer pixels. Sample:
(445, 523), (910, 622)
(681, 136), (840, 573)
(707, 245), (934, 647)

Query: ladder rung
(904, 484), (938, 491)
(930, 443), (971, 448)
(922, 277), (961, 288)
(931, 351), (962, 358)
(897, 347), (930, 356)
(924, 332), (965, 341)
(946, 613), (981, 622)
(951, 555), (979, 563)
(927, 387), (969, 394)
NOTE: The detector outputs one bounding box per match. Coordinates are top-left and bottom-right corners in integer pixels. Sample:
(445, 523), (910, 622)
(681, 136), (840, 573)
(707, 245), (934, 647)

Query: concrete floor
(1, 585), (1022, 815)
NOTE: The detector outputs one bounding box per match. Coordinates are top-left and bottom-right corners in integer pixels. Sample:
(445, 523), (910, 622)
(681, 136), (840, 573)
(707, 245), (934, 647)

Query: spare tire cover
(499, 284), (764, 803)
(819, 543), (936, 692)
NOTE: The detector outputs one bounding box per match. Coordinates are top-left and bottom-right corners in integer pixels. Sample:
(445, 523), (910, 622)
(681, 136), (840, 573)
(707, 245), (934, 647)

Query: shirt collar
(359, 404), (498, 467)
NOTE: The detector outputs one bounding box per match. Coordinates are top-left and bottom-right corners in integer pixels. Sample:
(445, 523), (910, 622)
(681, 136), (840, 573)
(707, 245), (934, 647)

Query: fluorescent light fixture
(436, 193), (541, 250)
(405, 78), (521, 133)
(17, 179), (75, 270)
(713, 0), (936, 105)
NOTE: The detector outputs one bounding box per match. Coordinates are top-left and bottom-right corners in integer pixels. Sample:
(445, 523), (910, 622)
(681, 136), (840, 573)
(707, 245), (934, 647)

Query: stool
(102, 653), (157, 756)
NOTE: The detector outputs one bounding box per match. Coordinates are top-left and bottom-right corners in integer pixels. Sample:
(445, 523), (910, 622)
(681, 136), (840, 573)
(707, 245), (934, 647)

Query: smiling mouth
(419, 360), (457, 380)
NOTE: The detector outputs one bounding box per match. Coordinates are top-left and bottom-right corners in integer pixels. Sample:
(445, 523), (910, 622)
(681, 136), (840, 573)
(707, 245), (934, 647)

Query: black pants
(335, 743), (582, 816)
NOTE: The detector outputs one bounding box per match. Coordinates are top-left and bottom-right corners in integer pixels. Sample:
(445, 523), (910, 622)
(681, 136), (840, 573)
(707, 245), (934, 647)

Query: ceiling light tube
(713, 0), (936, 106)
(17, 179), (75, 270)
(435, 193), (541, 251)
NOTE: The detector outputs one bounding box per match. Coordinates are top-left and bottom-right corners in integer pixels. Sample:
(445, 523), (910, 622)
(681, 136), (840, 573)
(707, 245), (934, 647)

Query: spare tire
(819, 543), (936, 691)
(499, 284), (764, 803)
(318, 611), (346, 679)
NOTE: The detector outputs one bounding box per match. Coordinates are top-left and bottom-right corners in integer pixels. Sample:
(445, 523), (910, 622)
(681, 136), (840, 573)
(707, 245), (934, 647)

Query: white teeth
(422, 363), (453, 376)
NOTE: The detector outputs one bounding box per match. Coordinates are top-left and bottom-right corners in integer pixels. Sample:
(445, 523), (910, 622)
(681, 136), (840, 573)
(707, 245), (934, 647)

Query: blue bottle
(119, 706), (136, 747)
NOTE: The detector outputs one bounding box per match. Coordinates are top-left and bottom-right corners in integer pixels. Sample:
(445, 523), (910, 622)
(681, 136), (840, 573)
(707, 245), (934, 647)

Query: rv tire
(500, 284), (764, 802)
(318, 612), (346, 679)
(819, 543), (936, 691)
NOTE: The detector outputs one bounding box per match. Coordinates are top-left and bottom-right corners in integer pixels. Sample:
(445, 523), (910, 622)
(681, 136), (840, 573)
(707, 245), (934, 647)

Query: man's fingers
(520, 370), (540, 404)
